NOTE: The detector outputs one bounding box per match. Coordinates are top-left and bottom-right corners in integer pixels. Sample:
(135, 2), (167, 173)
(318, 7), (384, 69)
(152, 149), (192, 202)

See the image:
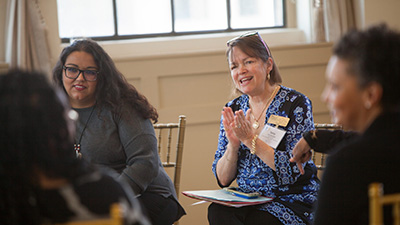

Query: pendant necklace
(74, 104), (96, 158)
(249, 86), (279, 129)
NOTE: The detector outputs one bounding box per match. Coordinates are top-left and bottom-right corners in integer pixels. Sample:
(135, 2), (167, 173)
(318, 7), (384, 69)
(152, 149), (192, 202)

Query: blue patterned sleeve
(212, 114), (227, 174)
(211, 113), (238, 188)
(273, 93), (315, 186)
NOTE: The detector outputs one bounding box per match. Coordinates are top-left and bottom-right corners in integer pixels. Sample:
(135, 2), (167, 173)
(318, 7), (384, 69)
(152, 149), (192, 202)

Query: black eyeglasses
(226, 31), (271, 57)
(63, 66), (99, 81)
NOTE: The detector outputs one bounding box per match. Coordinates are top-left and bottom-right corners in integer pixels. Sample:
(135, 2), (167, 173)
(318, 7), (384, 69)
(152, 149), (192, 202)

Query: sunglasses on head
(226, 31), (271, 57)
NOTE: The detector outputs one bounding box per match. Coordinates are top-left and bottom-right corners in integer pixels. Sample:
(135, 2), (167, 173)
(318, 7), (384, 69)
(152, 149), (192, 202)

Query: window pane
(173, 0), (228, 32)
(230, 0), (283, 29)
(57, 0), (114, 38)
(116, 0), (172, 35)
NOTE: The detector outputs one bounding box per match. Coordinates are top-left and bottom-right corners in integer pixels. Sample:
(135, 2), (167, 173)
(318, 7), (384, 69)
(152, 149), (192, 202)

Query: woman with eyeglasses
(0, 69), (150, 225)
(53, 39), (185, 225)
(208, 32), (320, 225)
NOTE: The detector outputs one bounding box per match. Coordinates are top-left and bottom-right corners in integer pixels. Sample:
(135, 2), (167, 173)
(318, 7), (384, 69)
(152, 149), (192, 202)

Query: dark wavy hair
(226, 32), (282, 87)
(52, 39), (158, 123)
(0, 69), (84, 224)
(334, 24), (400, 111)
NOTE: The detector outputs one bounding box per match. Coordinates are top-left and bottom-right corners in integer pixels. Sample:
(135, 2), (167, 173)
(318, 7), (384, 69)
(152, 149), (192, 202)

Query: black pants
(138, 192), (185, 225)
(208, 203), (282, 225)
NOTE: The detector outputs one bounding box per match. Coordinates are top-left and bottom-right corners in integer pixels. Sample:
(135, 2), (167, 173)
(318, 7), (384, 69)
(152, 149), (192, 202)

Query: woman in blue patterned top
(208, 32), (320, 225)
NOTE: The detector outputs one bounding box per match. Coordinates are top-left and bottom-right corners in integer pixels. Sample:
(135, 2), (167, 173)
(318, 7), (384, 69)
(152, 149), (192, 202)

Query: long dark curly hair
(52, 39), (158, 123)
(0, 69), (84, 224)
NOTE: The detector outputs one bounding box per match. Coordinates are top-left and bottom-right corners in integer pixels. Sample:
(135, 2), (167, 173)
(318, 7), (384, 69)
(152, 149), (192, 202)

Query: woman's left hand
(233, 109), (254, 143)
(290, 137), (311, 175)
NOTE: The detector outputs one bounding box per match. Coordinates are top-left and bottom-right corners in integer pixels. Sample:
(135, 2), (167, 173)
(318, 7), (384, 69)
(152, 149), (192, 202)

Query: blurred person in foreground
(0, 69), (150, 225)
(291, 24), (400, 224)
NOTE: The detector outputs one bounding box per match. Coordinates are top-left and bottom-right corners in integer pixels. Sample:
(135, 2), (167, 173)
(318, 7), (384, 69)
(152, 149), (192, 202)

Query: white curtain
(312, 0), (326, 42)
(312, 0), (356, 43)
(5, 0), (52, 75)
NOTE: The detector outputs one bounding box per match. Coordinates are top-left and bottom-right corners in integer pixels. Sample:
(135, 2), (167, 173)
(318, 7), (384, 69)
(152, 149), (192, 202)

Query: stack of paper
(182, 189), (273, 208)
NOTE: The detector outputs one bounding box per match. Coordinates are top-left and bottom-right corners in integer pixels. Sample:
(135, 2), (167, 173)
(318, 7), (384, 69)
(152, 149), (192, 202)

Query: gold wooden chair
(369, 182), (400, 225)
(54, 203), (123, 225)
(312, 123), (342, 175)
(153, 115), (186, 198)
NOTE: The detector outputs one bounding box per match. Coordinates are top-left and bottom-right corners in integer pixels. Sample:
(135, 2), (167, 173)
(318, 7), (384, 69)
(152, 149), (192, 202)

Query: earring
(365, 102), (371, 109)
(267, 73), (271, 80)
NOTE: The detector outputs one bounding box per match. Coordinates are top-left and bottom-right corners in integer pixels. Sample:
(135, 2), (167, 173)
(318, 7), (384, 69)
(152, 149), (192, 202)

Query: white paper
(259, 124), (286, 149)
(183, 189), (272, 202)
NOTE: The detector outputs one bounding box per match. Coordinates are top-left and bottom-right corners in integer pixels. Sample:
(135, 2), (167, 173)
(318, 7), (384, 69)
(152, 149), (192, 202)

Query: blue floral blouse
(212, 85), (320, 224)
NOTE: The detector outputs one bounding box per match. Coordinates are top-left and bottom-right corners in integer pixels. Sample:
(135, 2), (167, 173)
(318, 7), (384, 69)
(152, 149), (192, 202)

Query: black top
(313, 111), (400, 225)
(303, 129), (357, 154)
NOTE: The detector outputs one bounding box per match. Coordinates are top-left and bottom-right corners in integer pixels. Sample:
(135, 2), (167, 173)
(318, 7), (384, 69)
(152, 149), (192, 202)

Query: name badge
(259, 124), (286, 149)
(267, 115), (290, 128)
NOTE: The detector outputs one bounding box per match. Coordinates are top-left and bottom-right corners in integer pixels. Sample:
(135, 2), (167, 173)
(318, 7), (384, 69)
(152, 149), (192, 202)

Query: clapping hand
(232, 109), (254, 143)
(222, 107), (240, 148)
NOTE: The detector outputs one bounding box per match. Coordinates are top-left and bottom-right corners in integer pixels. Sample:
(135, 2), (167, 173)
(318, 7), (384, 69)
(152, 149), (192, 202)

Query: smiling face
(322, 56), (371, 131)
(62, 51), (98, 108)
(228, 47), (272, 96)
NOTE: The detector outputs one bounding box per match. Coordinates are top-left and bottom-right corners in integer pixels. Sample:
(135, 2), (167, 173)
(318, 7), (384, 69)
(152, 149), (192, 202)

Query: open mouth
(240, 77), (253, 84)
(73, 84), (86, 91)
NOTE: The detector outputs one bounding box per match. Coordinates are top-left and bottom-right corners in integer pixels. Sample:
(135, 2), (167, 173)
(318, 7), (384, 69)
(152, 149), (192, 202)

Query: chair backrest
(312, 123), (342, 173)
(54, 203), (123, 225)
(369, 182), (400, 225)
(153, 115), (186, 198)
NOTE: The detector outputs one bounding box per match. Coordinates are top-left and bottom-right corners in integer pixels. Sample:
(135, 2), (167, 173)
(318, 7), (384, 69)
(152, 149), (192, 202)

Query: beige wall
(364, 0), (400, 29)
(1, 0), (400, 224)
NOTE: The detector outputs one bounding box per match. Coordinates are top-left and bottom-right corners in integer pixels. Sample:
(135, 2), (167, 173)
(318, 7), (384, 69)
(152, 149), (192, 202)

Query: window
(57, 0), (285, 42)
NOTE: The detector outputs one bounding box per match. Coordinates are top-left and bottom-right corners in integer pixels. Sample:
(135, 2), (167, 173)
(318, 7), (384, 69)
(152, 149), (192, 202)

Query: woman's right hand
(216, 107), (242, 186)
(222, 107), (241, 148)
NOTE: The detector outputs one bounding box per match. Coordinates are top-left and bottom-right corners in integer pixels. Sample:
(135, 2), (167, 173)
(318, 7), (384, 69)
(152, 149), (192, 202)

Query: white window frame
(58, 0), (287, 43)
(60, 0), (309, 59)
